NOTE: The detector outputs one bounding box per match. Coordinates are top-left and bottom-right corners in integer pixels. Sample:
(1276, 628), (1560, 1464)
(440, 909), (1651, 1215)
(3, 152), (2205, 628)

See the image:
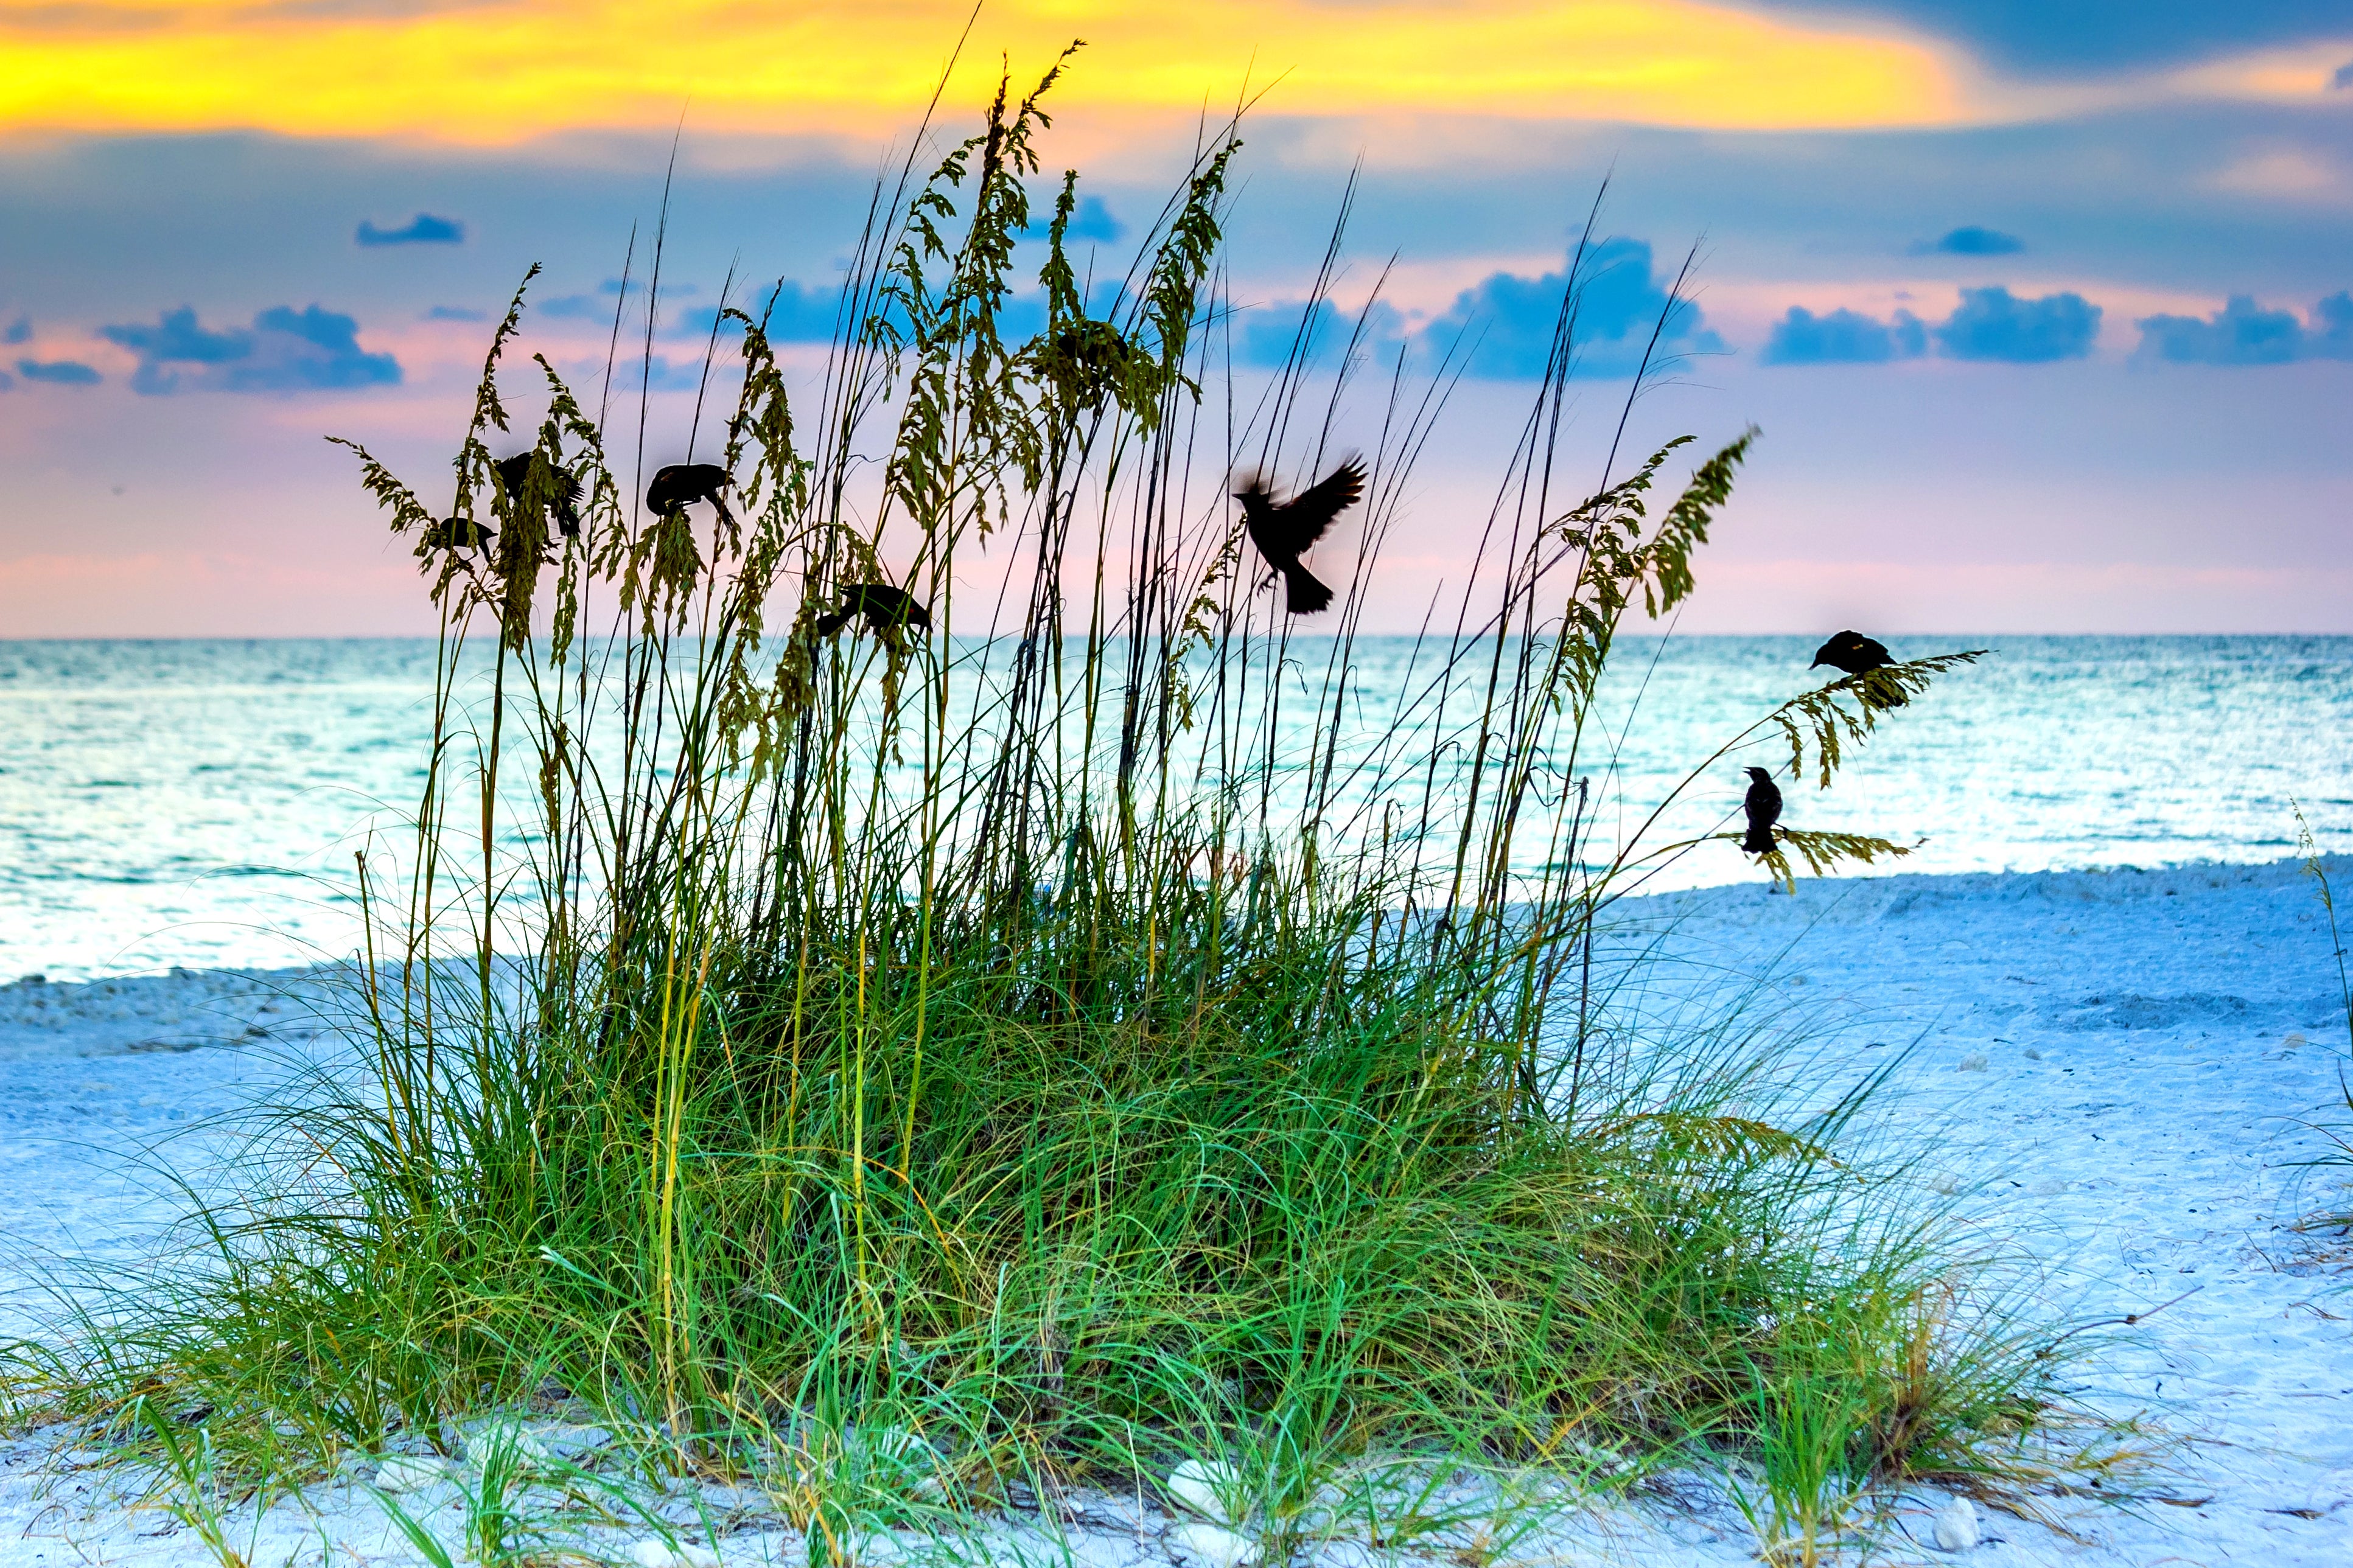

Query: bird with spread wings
(1234, 458), (1366, 615)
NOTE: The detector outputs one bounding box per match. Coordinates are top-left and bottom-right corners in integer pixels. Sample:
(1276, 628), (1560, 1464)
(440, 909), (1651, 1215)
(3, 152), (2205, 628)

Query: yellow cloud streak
(0, 0), (1962, 142)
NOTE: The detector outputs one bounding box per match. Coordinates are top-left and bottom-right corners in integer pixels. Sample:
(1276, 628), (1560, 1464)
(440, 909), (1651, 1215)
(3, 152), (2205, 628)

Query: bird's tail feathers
(1740, 827), (1777, 856)
(1282, 564), (1334, 615)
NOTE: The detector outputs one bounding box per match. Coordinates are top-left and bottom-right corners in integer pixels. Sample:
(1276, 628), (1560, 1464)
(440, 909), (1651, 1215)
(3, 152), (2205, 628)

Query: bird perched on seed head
(1810, 629), (1906, 708)
(646, 463), (735, 528)
(1041, 319), (1138, 409)
(422, 517), (495, 554)
(1811, 629), (1893, 675)
(1741, 766), (1782, 857)
(813, 582), (931, 637)
(493, 453), (583, 538)
(1234, 458), (1365, 615)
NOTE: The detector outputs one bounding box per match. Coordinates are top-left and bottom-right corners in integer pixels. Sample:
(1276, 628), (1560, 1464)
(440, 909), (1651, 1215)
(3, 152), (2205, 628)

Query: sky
(1, 0), (2349, 636)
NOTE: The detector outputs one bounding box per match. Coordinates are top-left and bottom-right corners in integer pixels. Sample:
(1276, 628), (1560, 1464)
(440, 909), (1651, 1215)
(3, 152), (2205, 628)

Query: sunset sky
(2, 1), (2348, 635)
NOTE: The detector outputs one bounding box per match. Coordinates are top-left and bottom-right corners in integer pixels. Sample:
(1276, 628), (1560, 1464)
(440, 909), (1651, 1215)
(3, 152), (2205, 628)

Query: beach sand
(2, 857), (2349, 1564)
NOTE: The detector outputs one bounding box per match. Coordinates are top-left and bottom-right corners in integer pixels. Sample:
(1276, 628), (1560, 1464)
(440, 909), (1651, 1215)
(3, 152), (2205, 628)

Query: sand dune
(4, 857), (2349, 1565)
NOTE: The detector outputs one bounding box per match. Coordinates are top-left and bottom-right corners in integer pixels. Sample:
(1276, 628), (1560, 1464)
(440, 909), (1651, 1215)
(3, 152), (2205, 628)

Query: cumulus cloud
(0, 368), (13, 391)
(1060, 194), (1123, 243)
(18, 358), (102, 385)
(100, 304), (400, 394)
(1761, 287), (2107, 366)
(2134, 291), (2353, 364)
(2, 316), (29, 345)
(1235, 297), (1408, 370)
(1418, 239), (1724, 379)
(355, 213), (464, 246)
(669, 280), (845, 343)
(1932, 287), (2101, 362)
(1913, 225), (2024, 256)
(1021, 192), (1122, 244)
(755, 282), (842, 340)
(1762, 306), (1927, 365)
(2334, 61), (2353, 89)
(1228, 242), (1719, 380)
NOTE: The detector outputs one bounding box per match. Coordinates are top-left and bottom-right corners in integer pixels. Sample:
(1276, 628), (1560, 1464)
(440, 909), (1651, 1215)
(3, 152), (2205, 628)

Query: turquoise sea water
(2, 635), (2349, 979)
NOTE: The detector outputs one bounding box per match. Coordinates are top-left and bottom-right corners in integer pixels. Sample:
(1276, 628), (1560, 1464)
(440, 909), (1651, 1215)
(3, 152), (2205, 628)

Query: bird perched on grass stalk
(645, 463), (734, 526)
(813, 582), (931, 637)
(494, 453), (583, 538)
(1810, 629), (1906, 708)
(1741, 766), (1782, 856)
(422, 517), (494, 554)
(1234, 458), (1365, 615)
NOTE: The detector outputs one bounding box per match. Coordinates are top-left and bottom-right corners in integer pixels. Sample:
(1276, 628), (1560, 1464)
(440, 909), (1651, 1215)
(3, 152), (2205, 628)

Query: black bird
(813, 582), (931, 637)
(1811, 629), (1893, 675)
(1234, 458), (1366, 615)
(646, 462), (734, 526)
(494, 453), (583, 538)
(1043, 319), (1139, 408)
(422, 517), (495, 554)
(1811, 629), (1907, 708)
(1741, 766), (1782, 856)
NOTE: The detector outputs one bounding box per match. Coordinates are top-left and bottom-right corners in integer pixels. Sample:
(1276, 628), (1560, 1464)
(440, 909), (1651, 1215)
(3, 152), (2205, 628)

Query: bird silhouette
(646, 463), (734, 526)
(813, 582), (931, 637)
(494, 453), (582, 538)
(1234, 458), (1365, 615)
(422, 518), (495, 554)
(1810, 629), (1906, 708)
(1043, 320), (1138, 409)
(1741, 766), (1782, 856)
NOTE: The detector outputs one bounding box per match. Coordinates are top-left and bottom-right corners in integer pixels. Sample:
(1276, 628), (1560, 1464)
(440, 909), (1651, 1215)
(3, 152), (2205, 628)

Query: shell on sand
(1165, 1458), (1248, 1522)
(1932, 1494), (1979, 1552)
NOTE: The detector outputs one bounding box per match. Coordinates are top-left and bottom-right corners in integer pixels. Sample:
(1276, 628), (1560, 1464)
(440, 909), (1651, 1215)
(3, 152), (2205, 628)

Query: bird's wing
(1858, 636), (1894, 666)
(1265, 459), (1366, 552)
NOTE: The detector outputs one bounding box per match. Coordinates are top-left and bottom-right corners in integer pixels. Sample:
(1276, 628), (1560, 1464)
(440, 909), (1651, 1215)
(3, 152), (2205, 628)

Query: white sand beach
(2, 856), (2349, 1566)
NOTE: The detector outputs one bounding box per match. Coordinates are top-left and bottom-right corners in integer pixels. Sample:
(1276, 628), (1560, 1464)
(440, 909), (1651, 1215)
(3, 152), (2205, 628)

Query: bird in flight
(1809, 629), (1906, 708)
(494, 453), (582, 538)
(813, 582), (931, 637)
(1741, 766), (1782, 857)
(422, 517), (495, 554)
(646, 463), (735, 526)
(1234, 458), (1365, 615)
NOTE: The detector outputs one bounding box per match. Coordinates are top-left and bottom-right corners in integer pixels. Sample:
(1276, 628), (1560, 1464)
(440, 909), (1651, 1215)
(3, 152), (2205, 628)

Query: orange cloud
(0, 0), (1965, 143)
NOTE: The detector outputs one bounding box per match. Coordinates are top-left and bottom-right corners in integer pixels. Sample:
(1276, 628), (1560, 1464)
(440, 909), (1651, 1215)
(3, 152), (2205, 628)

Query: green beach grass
(9, 54), (2061, 1566)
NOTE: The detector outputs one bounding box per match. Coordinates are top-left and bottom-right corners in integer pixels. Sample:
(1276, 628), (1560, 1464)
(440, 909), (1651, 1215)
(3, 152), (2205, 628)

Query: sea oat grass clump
(26, 51), (2044, 1550)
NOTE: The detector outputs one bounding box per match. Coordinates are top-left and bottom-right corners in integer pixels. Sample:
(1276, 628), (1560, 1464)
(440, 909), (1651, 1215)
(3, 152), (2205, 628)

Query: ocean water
(2, 635), (2349, 979)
